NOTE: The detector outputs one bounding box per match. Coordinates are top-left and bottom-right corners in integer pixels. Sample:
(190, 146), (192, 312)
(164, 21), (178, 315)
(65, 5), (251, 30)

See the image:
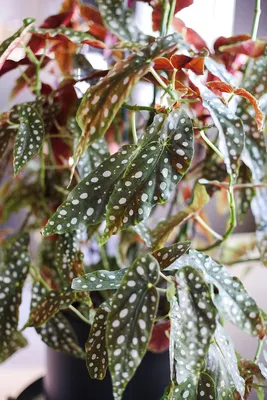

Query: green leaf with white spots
(101, 109), (194, 243)
(69, 117), (109, 180)
(56, 232), (84, 285)
(152, 183), (210, 250)
(31, 282), (85, 358)
(97, 0), (149, 42)
(28, 290), (75, 327)
(0, 233), (30, 363)
(75, 33), (180, 162)
(0, 123), (16, 159)
(31, 26), (105, 49)
(167, 250), (266, 338)
(205, 57), (236, 85)
(72, 268), (127, 292)
(235, 163), (256, 223)
(106, 254), (159, 400)
(42, 145), (138, 236)
(242, 54), (267, 97)
(191, 75), (244, 181)
(170, 267), (217, 385)
(133, 222), (153, 248)
(153, 241), (191, 270)
(86, 301), (111, 380)
(13, 104), (45, 175)
(251, 188), (267, 266)
(0, 18), (35, 71)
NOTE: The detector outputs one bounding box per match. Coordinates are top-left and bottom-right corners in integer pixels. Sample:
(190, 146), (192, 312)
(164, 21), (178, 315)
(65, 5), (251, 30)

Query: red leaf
(207, 81), (264, 131)
(173, 18), (207, 50)
(171, 54), (205, 75)
(80, 4), (103, 26)
(148, 321), (170, 353)
(219, 39), (266, 58)
(154, 57), (173, 70)
(0, 55), (51, 77)
(214, 34), (251, 52)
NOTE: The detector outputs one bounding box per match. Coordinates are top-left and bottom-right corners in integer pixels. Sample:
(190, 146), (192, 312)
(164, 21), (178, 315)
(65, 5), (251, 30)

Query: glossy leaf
(235, 163), (256, 223)
(167, 250), (266, 338)
(152, 241), (191, 270)
(152, 183), (210, 250)
(191, 75), (244, 180)
(75, 33), (180, 160)
(0, 234), (30, 362)
(0, 18), (35, 71)
(101, 109), (194, 243)
(72, 268), (127, 292)
(170, 267), (217, 384)
(28, 290), (75, 327)
(31, 26), (105, 49)
(31, 282), (85, 358)
(13, 104), (45, 175)
(205, 57), (236, 85)
(251, 188), (267, 266)
(97, 0), (148, 42)
(69, 117), (109, 179)
(42, 145), (137, 236)
(107, 254), (159, 400)
(86, 301), (111, 380)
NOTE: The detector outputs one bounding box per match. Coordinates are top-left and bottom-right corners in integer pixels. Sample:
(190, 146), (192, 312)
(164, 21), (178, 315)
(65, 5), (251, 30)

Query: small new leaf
(107, 254), (159, 400)
(152, 241), (191, 270)
(72, 268), (127, 292)
(13, 104), (45, 175)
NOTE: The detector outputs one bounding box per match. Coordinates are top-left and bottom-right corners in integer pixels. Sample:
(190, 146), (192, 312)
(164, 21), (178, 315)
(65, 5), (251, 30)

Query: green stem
(166, 0), (176, 34)
(221, 257), (261, 266)
(160, 0), (170, 36)
(131, 110), (138, 145)
(195, 215), (224, 241)
(156, 287), (168, 293)
(95, 233), (110, 270)
(149, 67), (177, 101)
(122, 103), (155, 112)
(254, 339), (264, 363)
(200, 130), (224, 160)
(251, 0), (261, 40)
(154, 313), (169, 322)
(159, 270), (173, 284)
(69, 305), (91, 326)
(40, 145), (46, 193)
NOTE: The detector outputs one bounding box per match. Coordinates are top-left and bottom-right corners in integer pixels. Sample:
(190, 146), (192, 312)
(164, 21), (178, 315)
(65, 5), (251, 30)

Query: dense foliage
(1, 0), (267, 398)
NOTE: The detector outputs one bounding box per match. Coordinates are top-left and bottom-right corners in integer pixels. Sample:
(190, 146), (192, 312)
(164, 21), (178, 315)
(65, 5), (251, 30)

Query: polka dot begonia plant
(1, 0), (267, 398)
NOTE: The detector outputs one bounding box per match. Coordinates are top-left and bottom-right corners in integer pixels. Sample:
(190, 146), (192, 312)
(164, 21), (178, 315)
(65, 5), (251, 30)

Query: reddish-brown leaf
(80, 4), (103, 26)
(148, 321), (170, 353)
(0, 55), (51, 78)
(171, 54), (205, 75)
(219, 39), (266, 58)
(173, 18), (207, 50)
(214, 34), (251, 52)
(154, 57), (173, 70)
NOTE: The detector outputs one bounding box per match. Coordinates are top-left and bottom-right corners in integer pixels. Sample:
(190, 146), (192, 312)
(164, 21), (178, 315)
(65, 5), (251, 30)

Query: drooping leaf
(13, 103), (45, 175)
(205, 57), (236, 85)
(170, 267), (217, 384)
(191, 75), (244, 181)
(0, 18), (35, 71)
(152, 241), (191, 270)
(75, 33), (180, 160)
(31, 26), (105, 49)
(167, 250), (266, 338)
(152, 183), (210, 250)
(31, 282), (85, 358)
(0, 233), (30, 362)
(251, 188), (267, 266)
(42, 145), (137, 236)
(101, 109), (194, 243)
(235, 163), (256, 223)
(107, 254), (159, 400)
(97, 0), (148, 42)
(86, 301), (111, 380)
(72, 268), (127, 292)
(69, 117), (109, 179)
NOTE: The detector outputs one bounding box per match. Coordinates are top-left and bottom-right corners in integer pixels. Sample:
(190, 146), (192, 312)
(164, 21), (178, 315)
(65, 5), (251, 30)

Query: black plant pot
(43, 311), (170, 400)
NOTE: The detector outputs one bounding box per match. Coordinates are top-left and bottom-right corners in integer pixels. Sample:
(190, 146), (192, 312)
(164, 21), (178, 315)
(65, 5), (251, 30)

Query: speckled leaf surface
(170, 267), (217, 384)
(42, 145), (137, 236)
(31, 282), (84, 358)
(0, 18), (35, 71)
(69, 117), (109, 179)
(75, 33), (180, 161)
(152, 183), (209, 250)
(0, 123), (17, 159)
(86, 301), (111, 380)
(133, 222), (153, 248)
(56, 232), (83, 285)
(235, 163), (256, 223)
(205, 57), (236, 85)
(251, 188), (267, 266)
(13, 104), (45, 175)
(106, 254), (159, 400)
(191, 75), (244, 180)
(153, 241), (191, 270)
(167, 250), (265, 338)
(31, 26), (105, 49)
(97, 0), (148, 42)
(101, 110), (194, 243)
(242, 54), (267, 97)
(72, 268), (127, 292)
(0, 234), (30, 362)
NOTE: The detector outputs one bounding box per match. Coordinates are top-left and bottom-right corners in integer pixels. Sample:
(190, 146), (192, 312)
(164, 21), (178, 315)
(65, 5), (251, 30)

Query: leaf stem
(251, 0), (261, 40)
(68, 305), (91, 326)
(166, 0), (176, 34)
(200, 130), (224, 160)
(154, 313), (169, 322)
(122, 103), (155, 112)
(149, 67), (177, 101)
(254, 339), (264, 363)
(159, 270), (173, 284)
(95, 233), (110, 270)
(156, 287), (168, 293)
(195, 215), (224, 241)
(131, 110), (138, 144)
(160, 0), (170, 36)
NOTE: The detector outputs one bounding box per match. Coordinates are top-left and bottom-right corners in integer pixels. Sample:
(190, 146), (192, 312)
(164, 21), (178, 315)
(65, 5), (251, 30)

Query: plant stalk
(149, 67), (177, 101)
(166, 0), (176, 34)
(131, 110), (138, 145)
(200, 130), (224, 160)
(195, 215), (224, 241)
(251, 0), (261, 40)
(254, 339), (264, 363)
(160, 0), (170, 36)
